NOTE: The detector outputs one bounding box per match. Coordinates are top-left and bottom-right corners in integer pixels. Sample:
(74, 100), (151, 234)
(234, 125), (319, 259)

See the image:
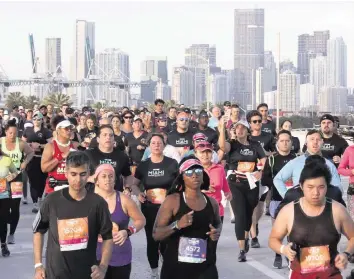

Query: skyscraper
(45, 38), (62, 74)
(327, 37), (347, 87)
(171, 66), (195, 106)
(297, 30), (330, 84)
(309, 54), (327, 104)
(71, 19), (95, 106)
(234, 9), (264, 107)
(185, 44), (216, 67)
(279, 70), (300, 114)
(210, 73), (227, 104)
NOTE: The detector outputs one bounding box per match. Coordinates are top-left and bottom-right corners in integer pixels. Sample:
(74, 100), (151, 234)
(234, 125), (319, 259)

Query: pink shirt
(204, 164), (231, 216)
(338, 145), (354, 184)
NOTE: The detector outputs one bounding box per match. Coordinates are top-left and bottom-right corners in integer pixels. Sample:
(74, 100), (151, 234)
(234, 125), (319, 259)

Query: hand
(34, 266), (45, 279)
(252, 171), (262, 181)
(225, 192), (232, 201)
(137, 145), (145, 150)
(218, 116), (226, 130)
(334, 253), (349, 270)
(90, 265), (106, 279)
(282, 243), (297, 261)
(113, 230), (128, 246)
(31, 142), (40, 150)
(333, 155), (341, 164)
(6, 173), (17, 182)
(208, 184), (216, 193)
(20, 162), (27, 170)
(177, 211), (194, 229)
(206, 224), (221, 241)
(138, 192), (146, 203)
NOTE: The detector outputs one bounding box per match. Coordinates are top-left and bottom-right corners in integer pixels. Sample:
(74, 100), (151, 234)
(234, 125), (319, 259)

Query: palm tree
(24, 95), (40, 109)
(164, 100), (177, 110)
(6, 92), (26, 109)
(43, 92), (72, 108)
(92, 102), (103, 110)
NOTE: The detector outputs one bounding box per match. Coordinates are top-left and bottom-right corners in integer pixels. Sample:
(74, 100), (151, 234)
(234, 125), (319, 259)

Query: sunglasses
(124, 116), (133, 119)
(252, 120), (262, 124)
(61, 127), (72, 131)
(33, 118), (42, 121)
(183, 168), (203, 177)
(178, 118), (189, 122)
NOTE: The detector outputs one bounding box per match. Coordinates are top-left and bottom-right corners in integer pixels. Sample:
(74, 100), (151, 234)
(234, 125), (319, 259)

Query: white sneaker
(7, 234), (15, 244)
(151, 268), (159, 279)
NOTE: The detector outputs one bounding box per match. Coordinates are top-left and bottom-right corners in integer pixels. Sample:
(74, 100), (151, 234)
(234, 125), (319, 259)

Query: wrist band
(280, 245), (285, 254)
(128, 226), (137, 235)
(34, 263), (43, 269)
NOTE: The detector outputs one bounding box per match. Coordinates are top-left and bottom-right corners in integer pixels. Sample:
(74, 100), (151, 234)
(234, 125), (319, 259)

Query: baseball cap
(183, 108), (191, 114)
(224, 101), (231, 106)
(198, 111), (209, 118)
(320, 114), (335, 123)
(133, 116), (143, 122)
(56, 120), (75, 130)
(33, 112), (43, 119)
(157, 114), (167, 121)
(195, 141), (213, 152)
(233, 119), (250, 130)
(193, 133), (207, 142)
(19, 106), (24, 110)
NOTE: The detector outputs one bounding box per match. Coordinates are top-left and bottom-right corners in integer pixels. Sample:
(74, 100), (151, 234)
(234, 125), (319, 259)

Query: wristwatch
(124, 228), (132, 237)
(171, 221), (180, 231)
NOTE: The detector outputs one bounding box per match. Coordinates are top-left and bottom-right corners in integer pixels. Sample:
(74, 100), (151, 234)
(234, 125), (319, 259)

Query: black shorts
(259, 192), (267, 202)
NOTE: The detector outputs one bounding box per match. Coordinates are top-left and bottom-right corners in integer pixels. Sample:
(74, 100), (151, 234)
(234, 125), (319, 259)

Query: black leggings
(27, 157), (47, 203)
(9, 198), (21, 235)
(229, 180), (259, 240)
(0, 198), (11, 243)
(141, 202), (166, 269)
(105, 263), (131, 279)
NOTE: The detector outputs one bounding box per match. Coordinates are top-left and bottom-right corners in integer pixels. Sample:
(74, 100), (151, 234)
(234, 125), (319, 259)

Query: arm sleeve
(121, 154), (132, 177)
(338, 148), (352, 177)
(340, 139), (349, 156)
(273, 160), (294, 198)
(22, 129), (28, 139)
(32, 197), (50, 234)
(97, 199), (113, 240)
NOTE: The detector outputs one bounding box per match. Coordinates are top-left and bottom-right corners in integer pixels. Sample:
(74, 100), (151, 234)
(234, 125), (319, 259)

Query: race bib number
(178, 237), (207, 263)
(300, 245), (331, 274)
(57, 217), (89, 251)
(11, 182), (23, 198)
(98, 222), (119, 243)
(237, 162), (255, 173)
(0, 179), (6, 193)
(146, 188), (166, 204)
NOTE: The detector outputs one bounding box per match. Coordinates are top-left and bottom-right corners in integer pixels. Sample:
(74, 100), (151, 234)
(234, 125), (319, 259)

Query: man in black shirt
(166, 106), (177, 132)
(33, 151), (113, 279)
(124, 117), (148, 165)
(151, 99), (166, 130)
(85, 125), (133, 191)
(257, 103), (276, 136)
(194, 110), (218, 145)
(182, 107), (198, 131)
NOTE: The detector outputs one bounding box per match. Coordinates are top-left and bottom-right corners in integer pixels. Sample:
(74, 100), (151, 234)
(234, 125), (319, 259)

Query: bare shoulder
(331, 199), (347, 215)
(278, 201), (294, 217)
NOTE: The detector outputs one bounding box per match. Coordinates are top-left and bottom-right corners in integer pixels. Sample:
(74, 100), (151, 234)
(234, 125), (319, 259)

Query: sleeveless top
(45, 140), (74, 194)
(96, 192), (132, 267)
(1, 137), (23, 170)
(288, 198), (341, 277)
(161, 192), (217, 279)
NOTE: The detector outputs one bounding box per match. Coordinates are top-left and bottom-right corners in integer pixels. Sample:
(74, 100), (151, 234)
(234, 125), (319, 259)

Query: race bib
(0, 179), (6, 193)
(300, 245), (331, 274)
(11, 182), (23, 198)
(178, 237), (207, 263)
(237, 162), (255, 173)
(57, 217), (89, 251)
(98, 222), (119, 243)
(146, 188), (166, 204)
(130, 166), (137, 176)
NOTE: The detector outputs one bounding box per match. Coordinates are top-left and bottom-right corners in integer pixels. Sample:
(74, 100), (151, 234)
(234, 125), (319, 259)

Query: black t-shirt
(33, 187), (112, 279)
(194, 127), (218, 145)
(291, 136), (300, 154)
(166, 117), (177, 132)
(251, 131), (275, 152)
(189, 120), (199, 131)
(261, 152), (297, 201)
(22, 127), (52, 155)
(89, 133), (126, 151)
(79, 127), (99, 140)
(85, 148), (131, 191)
(124, 131), (148, 164)
(261, 120), (276, 136)
(135, 157), (179, 191)
(167, 129), (194, 148)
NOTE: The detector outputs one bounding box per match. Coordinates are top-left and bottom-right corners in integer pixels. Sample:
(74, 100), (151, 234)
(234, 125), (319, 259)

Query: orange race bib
(237, 162), (255, 173)
(300, 245), (331, 274)
(11, 182), (23, 199)
(98, 222), (119, 243)
(57, 217), (89, 251)
(131, 166), (137, 176)
(0, 179), (7, 194)
(146, 188), (167, 204)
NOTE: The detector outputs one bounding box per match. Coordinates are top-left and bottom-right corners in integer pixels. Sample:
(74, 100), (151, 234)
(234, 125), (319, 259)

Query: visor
(179, 158), (203, 174)
(56, 120), (75, 130)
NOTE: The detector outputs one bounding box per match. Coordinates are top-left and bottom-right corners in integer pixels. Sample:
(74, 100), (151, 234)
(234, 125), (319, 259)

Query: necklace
(56, 139), (70, 147)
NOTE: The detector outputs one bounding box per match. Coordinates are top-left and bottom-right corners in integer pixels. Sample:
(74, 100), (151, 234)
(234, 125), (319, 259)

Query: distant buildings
(171, 66), (195, 106)
(309, 54), (327, 101)
(319, 86), (348, 114)
(45, 38), (62, 75)
(185, 44), (216, 67)
(279, 70), (300, 114)
(263, 90), (276, 110)
(209, 73), (227, 104)
(300, 83), (316, 110)
(327, 37), (347, 87)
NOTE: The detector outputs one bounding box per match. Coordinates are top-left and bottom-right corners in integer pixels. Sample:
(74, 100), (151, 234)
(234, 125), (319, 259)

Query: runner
(22, 111), (52, 213)
(226, 104), (241, 129)
(131, 134), (179, 279)
(94, 164), (146, 279)
(1, 119), (34, 244)
(280, 120), (300, 154)
(257, 103), (276, 136)
(120, 111), (134, 134)
(226, 119), (266, 262)
(269, 159), (354, 279)
(153, 156), (222, 279)
(261, 130), (296, 268)
(194, 111), (218, 146)
(166, 107), (177, 132)
(41, 117), (78, 195)
(208, 107), (221, 130)
(79, 113), (98, 144)
(0, 154), (20, 257)
(33, 152), (113, 279)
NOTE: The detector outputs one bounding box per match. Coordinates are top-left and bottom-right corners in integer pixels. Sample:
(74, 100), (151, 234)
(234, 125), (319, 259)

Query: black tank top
(289, 198), (341, 275)
(161, 192), (217, 279)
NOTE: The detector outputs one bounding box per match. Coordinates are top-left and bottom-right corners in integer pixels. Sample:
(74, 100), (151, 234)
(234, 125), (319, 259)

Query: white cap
(19, 106), (24, 110)
(234, 119), (250, 130)
(56, 120), (75, 130)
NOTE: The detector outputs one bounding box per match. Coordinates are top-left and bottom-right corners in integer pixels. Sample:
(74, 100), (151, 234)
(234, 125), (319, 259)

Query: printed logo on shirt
(57, 217), (89, 251)
(176, 138), (189, 145)
(322, 144), (335, 151)
(148, 169), (165, 177)
(37, 133), (43, 138)
(57, 161), (67, 174)
(257, 141), (265, 148)
(262, 128), (271, 134)
(99, 159), (117, 168)
(240, 149), (254, 156)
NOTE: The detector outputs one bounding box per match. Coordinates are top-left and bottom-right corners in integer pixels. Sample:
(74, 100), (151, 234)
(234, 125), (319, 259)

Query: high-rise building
(309, 54), (327, 104)
(279, 70), (300, 114)
(221, 69), (237, 103)
(264, 51), (277, 89)
(280, 60), (296, 74)
(155, 83), (171, 100)
(263, 90), (276, 110)
(171, 66), (195, 106)
(185, 44), (216, 67)
(140, 57), (168, 103)
(45, 38), (62, 75)
(95, 48), (130, 106)
(319, 86), (348, 114)
(297, 30), (330, 84)
(255, 67), (275, 108)
(234, 9), (265, 107)
(210, 73), (227, 104)
(327, 37), (347, 87)
(300, 83), (316, 110)
(71, 19), (95, 106)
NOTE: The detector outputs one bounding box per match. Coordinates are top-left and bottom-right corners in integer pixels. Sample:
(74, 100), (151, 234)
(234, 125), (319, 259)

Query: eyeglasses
(252, 120), (262, 124)
(178, 118), (189, 122)
(183, 168), (203, 177)
(124, 116), (133, 119)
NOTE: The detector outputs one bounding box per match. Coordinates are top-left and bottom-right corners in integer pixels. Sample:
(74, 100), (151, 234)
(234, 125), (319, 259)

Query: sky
(0, 1), (353, 88)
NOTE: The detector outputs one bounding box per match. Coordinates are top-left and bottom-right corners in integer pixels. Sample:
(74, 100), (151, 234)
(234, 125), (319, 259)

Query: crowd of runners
(0, 99), (353, 278)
